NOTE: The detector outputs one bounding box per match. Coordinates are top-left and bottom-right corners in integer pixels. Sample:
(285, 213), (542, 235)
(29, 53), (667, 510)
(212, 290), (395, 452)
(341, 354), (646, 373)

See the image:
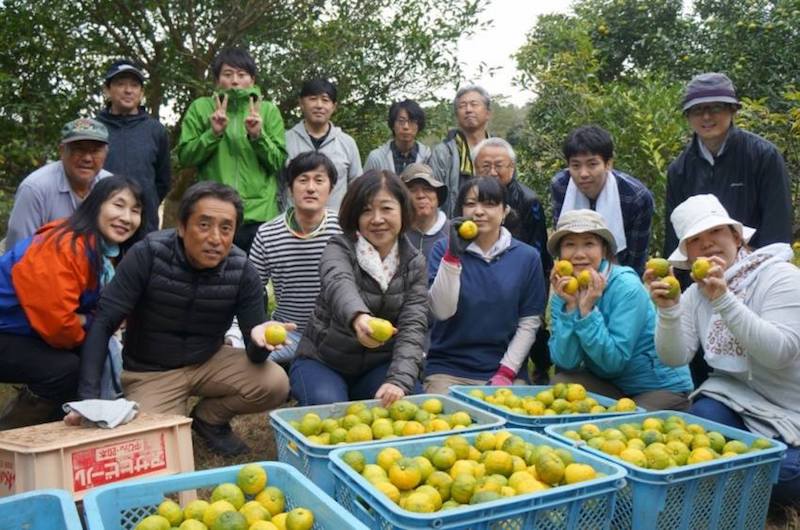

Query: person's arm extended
(654, 285), (700, 367)
(427, 240), (461, 320)
(496, 315), (540, 375)
(252, 102), (287, 175)
(234, 263), (270, 362)
(176, 98), (221, 167)
(319, 237), (370, 326)
(77, 242), (153, 399)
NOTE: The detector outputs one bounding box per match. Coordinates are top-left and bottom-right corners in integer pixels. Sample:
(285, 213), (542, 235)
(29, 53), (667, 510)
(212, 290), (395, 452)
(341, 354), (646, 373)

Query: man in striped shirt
(249, 151), (342, 363)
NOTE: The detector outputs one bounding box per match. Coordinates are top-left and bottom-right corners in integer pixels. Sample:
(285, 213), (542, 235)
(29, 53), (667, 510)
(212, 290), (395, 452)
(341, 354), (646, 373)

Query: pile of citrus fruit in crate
(132, 464), (313, 530)
(289, 398), (476, 445)
(562, 415), (774, 470)
(467, 383), (637, 416)
(341, 431), (601, 513)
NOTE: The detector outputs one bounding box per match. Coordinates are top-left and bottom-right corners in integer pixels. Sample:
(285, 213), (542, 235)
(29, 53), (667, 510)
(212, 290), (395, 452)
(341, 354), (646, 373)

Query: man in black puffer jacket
(77, 182), (289, 456)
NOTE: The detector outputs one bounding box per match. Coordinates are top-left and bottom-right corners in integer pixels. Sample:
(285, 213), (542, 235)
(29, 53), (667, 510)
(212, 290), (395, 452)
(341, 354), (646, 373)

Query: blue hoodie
(549, 262), (693, 396)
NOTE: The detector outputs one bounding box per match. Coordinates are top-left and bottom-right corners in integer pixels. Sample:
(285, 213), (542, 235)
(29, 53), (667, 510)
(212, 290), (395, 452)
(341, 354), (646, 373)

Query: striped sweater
(249, 210), (342, 333)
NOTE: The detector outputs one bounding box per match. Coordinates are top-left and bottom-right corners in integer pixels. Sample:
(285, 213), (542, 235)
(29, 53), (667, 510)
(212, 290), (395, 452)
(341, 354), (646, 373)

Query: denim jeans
(691, 397), (800, 506)
(289, 357), (395, 406)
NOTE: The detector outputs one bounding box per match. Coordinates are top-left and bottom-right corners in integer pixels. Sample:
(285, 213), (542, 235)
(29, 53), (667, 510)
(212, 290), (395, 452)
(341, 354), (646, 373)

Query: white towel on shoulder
(562, 171), (627, 253)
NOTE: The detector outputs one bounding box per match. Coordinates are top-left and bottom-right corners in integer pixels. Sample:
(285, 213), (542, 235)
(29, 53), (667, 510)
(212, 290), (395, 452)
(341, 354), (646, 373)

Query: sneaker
(189, 411), (250, 456)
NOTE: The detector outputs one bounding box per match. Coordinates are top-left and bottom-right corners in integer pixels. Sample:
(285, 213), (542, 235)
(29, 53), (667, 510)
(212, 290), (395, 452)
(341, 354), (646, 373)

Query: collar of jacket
(98, 106), (149, 126)
(214, 86), (262, 108)
(689, 124), (740, 161)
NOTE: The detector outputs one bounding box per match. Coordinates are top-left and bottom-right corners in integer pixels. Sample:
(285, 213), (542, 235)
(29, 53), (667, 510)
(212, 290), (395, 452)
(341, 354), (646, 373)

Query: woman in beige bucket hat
(547, 209), (693, 411)
(646, 194), (800, 506)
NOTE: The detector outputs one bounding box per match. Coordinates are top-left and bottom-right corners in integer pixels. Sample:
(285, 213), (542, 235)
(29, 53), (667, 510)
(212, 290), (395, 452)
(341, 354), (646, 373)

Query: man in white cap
(664, 72), (792, 261)
(5, 118), (112, 248)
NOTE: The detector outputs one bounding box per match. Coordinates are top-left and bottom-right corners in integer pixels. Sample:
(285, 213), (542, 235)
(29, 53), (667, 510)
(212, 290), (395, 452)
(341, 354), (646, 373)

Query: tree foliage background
(513, 0), (800, 255)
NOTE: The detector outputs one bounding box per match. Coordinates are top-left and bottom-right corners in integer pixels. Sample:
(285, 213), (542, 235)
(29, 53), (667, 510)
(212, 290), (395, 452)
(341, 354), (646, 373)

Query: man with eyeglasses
(5, 118), (112, 248)
(430, 85), (492, 215)
(664, 72), (792, 259)
(365, 99), (430, 175)
(473, 137), (553, 384)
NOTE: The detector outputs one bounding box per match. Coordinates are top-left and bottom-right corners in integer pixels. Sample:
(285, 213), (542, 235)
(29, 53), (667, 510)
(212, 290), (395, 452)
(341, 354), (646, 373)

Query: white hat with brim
(668, 194), (755, 269)
(547, 209), (617, 258)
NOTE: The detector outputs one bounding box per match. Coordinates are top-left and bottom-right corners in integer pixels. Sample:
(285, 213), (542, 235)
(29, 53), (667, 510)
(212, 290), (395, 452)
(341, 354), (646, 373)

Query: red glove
(489, 364), (516, 386)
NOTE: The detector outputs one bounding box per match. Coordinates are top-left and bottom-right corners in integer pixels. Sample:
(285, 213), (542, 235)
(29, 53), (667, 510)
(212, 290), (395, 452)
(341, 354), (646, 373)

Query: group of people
(0, 47), (797, 504)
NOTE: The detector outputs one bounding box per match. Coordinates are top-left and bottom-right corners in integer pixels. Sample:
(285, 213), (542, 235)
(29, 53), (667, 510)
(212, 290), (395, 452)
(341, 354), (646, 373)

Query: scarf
(355, 234), (399, 292)
(705, 244), (794, 373)
(561, 171), (627, 253)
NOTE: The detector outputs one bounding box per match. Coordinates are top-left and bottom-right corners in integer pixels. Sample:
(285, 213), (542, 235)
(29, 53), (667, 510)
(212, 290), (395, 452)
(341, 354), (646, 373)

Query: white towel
(562, 171), (627, 253)
(63, 398), (139, 429)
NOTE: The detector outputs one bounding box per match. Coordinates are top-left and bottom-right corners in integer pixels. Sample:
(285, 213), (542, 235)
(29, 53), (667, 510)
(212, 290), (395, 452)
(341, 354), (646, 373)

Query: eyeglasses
(687, 103), (730, 117)
(477, 161), (513, 173)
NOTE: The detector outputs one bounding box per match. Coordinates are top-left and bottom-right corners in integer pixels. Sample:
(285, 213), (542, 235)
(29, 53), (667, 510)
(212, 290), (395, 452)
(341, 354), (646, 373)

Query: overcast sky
(454, 0), (572, 106)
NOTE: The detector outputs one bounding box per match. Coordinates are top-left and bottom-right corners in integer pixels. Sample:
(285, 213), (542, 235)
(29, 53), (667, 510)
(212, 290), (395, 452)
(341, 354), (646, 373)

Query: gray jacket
(364, 141), (431, 173)
(297, 234), (428, 392)
(285, 121), (362, 210)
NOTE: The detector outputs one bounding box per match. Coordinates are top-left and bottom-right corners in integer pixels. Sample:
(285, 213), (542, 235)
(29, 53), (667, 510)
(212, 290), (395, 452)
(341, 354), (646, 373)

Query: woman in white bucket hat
(647, 194), (800, 506)
(547, 209), (693, 411)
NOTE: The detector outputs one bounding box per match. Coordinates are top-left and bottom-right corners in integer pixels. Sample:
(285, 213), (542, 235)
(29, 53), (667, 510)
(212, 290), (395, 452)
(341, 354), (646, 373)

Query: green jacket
(177, 86), (286, 223)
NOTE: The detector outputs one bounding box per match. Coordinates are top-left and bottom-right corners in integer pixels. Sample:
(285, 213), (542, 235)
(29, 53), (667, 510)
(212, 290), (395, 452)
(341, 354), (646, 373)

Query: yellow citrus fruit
(450, 473), (477, 504)
(389, 400), (418, 421)
(183, 500), (210, 522)
(362, 464), (389, 484)
(615, 397), (637, 412)
(565, 384), (587, 402)
(722, 440), (749, 454)
(368, 318), (394, 342)
(555, 259), (574, 276)
(240, 501), (271, 526)
(426, 471), (454, 502)
(427, 418), (451, 432)
(450, 411), (472, 427)
(563, 277), (579, 295)
(687, 447), (716, 465)
(179, 519), (210, 530)
(644, 446), (671, 470)
(210, 510), (247, 530)
(402, 421), (426, 436)
(237, 463), (268, 495)
(389, 458), (423, 490)
(203, 500), (236, 528)
(413, 456), (435, 481)
(255, 487), (285, 516)
(432, 446), (457, 470)
(415, 484), (443, 510)
(297, 413), (322, 436)
(564, 463), (596, 484)
(211, 483), (246, 510)
(663, 276), (681, 299)
(691, 258), (711, 280)
(600, 439), (626, 456)
(421, 398), (443, 414)
(377, 447), (403, 471)
(449, 459), (477, 480)
(404, 491), (437, 513)
(264, 323), (287, 346)
(536, 453), (565, 486)
(134, 515), (171, 530)
(157, 499), (184, 526)
(372, 418), (394, 439)
(751, 438), (772, 450)
(375, 480), (401, 503)
(342, 450), (366, 472)
(646, 257), (670, 277)
(346, 423), (373, 443)
(285, 507), (314, 530)
(249, 522), (278, 530)
(665, 441), (690, 466)
(619, 447), (648, 467)
(270, 513), (287, 530)
(458, 220), (479, 240)
(576, 269), (592, 288)
(484, 450), (514, 477)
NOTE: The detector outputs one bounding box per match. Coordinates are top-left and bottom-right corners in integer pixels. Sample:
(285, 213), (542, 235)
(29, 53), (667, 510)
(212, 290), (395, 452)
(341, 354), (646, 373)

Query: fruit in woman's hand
(646, 257), (670, 278)
(563, 277), (579, 295)
(368, 318), (394, 342)
(691, 258), (711, 280)
(576, 269), (592, 288)
(555, 260), (574, 276)
(264, 324), (287, 346)
(458, 220), (478, 240)
(663, 276), (681, 299)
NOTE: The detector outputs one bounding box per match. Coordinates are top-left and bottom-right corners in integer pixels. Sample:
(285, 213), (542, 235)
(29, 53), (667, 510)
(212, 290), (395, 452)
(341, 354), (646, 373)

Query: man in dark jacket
(77, 182), (289, 456)
(473, 137), (552, 384)
(96, 59), (171, 233)
(664, 72), (792, 258)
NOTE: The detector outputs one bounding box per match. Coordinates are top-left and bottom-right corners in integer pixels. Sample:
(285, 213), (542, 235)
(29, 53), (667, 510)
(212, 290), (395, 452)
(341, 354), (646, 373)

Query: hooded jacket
(285, 121), (362, 211)
(177, 87), (287, 223)
(296, 234), (428, 393)
(664, 126), (792, 257)
(96, 106), (171, 232)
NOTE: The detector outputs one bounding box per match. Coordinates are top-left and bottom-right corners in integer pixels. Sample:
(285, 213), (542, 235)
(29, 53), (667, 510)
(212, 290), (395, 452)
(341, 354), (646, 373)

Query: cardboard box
(0, 412), (194, 500)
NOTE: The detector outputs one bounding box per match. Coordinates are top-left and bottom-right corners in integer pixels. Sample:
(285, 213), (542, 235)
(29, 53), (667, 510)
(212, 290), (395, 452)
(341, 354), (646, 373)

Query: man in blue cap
(5, 118), (112, 247)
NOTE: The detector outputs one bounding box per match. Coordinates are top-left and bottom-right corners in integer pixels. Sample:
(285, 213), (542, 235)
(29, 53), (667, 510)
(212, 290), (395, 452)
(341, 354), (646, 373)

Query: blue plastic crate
(545, 411), (787, 530)
(329, 427), (628, 530)
(82, 461), (368, 530)
(449, 385), (645, 431)
(271, 394), (505, 494)
(0, 489), (83, 530)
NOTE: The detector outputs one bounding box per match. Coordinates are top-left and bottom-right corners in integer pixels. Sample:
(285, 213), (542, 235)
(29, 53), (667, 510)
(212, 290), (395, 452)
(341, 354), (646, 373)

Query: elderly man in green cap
(6, 118), (112, 248)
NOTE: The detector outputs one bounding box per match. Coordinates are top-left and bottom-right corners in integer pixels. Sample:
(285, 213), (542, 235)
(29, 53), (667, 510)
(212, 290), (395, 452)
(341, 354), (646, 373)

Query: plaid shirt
(551, 169), (654, 276)
(390, 141), (419, 175)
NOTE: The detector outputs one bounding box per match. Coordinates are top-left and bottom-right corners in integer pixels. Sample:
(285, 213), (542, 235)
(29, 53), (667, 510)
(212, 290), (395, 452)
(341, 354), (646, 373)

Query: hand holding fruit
(354, 314), (396, 348)
(447, 217), (475, 257)
(250, 320), (298, 351)
(644, 265), (680, 308)
(692, 255), (728, 301)
(576, 268), (606, 317)
(375, 382), (405, 407)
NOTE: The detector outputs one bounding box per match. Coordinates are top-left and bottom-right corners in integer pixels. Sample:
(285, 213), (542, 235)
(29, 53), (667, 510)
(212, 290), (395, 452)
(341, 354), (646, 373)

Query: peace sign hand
(210, 93), (228, 136)
(245, 95), (263, 139)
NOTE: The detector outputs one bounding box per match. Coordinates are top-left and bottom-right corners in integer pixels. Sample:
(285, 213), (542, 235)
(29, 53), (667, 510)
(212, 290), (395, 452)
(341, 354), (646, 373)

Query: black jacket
(664, 126), (793, 257)
(297, 234), (428, 393)
(77, 230), (266, 399)
(97, 107), (171, 233)
(505, 177), (553, 277)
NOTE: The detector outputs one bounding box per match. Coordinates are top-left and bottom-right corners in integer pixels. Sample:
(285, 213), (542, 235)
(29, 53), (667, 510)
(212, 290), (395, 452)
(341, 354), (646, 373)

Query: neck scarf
(561, 171), (627, 253)
(355, 234), (399, 292)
